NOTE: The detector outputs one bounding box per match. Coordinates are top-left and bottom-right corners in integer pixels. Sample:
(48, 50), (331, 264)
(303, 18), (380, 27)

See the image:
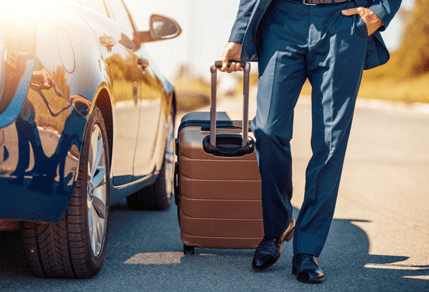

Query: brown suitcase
(175, 61), (263, 254)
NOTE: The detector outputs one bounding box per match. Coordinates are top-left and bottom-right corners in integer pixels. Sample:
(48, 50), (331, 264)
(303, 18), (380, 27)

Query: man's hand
(31, 68), (54, 90)
(342, 7), (383, 36)
(220, 42), (243, 73)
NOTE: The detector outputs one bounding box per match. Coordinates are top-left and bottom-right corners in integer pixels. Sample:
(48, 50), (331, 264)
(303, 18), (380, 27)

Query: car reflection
(9, 98), (48, 187)
(6, 62), (89, 195)
(51, 95), (90, 194)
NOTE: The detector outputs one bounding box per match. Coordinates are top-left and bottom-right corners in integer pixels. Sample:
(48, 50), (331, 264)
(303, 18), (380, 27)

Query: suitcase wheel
(183, 245), (195, 255)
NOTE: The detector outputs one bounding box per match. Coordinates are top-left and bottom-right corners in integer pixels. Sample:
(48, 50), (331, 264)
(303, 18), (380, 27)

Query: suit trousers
(250, 0), (368, 256)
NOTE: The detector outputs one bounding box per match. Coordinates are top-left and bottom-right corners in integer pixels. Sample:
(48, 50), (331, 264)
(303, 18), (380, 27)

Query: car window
(76, 0), (109, 17)
(106, 0), (135, 34)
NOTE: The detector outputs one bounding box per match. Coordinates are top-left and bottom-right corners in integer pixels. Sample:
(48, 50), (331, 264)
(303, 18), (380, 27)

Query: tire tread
(22, 107), (109, 279)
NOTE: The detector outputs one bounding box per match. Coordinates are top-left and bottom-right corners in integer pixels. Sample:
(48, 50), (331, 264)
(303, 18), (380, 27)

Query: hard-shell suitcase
(175, 61), (264, 254)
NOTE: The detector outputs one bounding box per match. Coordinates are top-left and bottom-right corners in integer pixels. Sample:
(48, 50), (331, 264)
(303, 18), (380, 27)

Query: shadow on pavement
(0, 204), (427, 291)
(320, 216), (428, 290)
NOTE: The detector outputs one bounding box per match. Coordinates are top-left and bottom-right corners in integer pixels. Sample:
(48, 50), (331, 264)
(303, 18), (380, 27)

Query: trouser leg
(292, 3), (369, 256)
(252, 54), (306, 239)
(252, 1), (308, 239)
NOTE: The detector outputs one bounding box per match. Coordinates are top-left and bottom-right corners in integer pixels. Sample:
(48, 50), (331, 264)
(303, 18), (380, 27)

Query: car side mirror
(137, 14), (182, 43)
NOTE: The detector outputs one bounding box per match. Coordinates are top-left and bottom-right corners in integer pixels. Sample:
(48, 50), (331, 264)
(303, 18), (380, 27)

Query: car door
(132, 54), (164, 181)
(106, 0), (164, 181)
(75, 0), (144, 185)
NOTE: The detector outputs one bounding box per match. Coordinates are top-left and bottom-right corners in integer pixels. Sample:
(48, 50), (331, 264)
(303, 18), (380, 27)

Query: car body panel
(0, 0), (176, 222)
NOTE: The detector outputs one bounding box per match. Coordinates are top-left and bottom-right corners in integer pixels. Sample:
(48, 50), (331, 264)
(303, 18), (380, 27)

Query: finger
(43, 78), (50, 87)
(30, 82), (40, 89)
(220, 43), (233, 71)
(227, 62), (241, 73)
(342, 8), (358, 16)
(220, 58), (229, 72)
(226, 63), (235, 73)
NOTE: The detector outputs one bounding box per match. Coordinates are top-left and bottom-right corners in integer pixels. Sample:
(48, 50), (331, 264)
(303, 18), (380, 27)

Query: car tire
(22, 106), (110, 279)
(127, 105), (175, 211)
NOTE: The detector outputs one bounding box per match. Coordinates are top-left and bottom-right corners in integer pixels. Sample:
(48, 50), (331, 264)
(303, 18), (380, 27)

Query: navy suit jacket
(228, 0), (402, 69)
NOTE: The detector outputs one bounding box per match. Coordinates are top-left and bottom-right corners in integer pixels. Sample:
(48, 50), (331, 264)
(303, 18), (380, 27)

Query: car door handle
(100, 35), (117, 52)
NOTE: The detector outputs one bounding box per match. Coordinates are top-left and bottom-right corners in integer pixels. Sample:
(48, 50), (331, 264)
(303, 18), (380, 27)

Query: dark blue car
(0, 0), (181, 278)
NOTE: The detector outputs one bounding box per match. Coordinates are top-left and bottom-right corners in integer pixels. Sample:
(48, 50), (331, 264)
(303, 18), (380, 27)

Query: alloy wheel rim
(86, 124), (107, 257)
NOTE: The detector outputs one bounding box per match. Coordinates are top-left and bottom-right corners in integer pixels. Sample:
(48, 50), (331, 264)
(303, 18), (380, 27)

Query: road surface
(0, 93), (428, 291)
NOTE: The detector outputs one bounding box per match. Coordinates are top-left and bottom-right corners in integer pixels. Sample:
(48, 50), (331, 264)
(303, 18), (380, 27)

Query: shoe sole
(284, 227), (294, 242)
(292, 266), (325, 284)
(283, 218), (295, 243)
(296, 275), (325, 284)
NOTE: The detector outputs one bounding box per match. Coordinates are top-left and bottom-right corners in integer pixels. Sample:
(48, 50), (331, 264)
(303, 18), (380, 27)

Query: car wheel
(22, 106), (110, 278)
(127, 105), (175, 210)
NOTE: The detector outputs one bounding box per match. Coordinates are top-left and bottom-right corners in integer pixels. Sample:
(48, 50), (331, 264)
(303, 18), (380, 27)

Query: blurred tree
(393, 0), (429, 76)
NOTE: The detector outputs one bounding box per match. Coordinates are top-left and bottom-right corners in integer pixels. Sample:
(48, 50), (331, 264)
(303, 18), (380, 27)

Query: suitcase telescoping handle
(209, 60), (251, 149)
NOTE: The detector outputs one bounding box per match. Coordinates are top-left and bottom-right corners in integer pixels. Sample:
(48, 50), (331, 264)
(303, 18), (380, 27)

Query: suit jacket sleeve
(369, 0), (402, 31)
(228, 0), (257, 44)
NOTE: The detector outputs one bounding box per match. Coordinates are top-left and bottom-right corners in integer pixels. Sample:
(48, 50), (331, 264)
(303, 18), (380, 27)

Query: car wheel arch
(92, 88), (113, 167)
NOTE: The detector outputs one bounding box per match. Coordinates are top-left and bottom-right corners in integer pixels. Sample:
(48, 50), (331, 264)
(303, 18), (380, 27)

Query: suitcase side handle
(203, 134), (255, 157)
(209, 60), (251, 149)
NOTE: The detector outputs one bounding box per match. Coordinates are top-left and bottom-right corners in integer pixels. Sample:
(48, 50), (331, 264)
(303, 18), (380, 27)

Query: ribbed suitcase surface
(176, 61), (263, 253)
(176, 111), (263, 251)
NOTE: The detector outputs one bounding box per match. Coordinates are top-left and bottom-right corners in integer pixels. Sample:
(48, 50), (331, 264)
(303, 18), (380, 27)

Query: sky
(126, 0), (414, 81)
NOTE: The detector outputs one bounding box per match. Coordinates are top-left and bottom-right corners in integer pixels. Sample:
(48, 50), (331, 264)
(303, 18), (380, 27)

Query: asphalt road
(1, 94), (428, 291)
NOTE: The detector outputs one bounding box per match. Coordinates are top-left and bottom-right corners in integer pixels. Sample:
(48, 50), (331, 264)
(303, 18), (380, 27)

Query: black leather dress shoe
(252, 218), (295, 271)
(292, 254), (325, 283)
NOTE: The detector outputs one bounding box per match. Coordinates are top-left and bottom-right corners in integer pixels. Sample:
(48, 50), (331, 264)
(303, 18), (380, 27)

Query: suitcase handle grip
(213, 60), (248, 69)
(209, 60), (251, 149)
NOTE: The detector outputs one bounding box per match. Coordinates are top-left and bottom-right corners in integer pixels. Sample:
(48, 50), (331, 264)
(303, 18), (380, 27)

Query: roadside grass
(298, 72), (429, 105)
(174, 73), (259, 112)
(174, 66), (428, 113)
(358, 72), (429, 104)
(174, 78), (211, 112)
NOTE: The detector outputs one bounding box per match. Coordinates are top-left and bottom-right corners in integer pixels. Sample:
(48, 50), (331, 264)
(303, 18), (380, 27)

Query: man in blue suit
(220, 0), (401, 283)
